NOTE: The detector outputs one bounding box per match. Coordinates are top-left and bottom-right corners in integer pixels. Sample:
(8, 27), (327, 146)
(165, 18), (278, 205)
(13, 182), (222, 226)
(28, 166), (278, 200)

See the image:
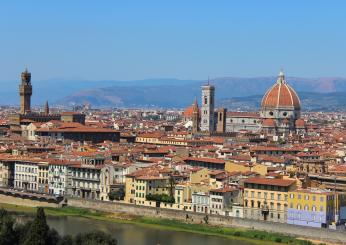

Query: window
(305, 195), (309, 200)
(298, 194), (301, 199)
(304, 205), (309, 211)
(270, 202), (274, 209)
(269, 111), (273, 116)
(312, 205), (316, 211)
(320, 206), (324, 212)
(270, 193), (274, 200)
(320, 196), (324, 202)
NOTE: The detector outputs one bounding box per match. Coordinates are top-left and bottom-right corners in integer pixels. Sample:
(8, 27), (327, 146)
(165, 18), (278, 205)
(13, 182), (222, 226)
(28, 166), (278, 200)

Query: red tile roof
(244, 177), (296, 187)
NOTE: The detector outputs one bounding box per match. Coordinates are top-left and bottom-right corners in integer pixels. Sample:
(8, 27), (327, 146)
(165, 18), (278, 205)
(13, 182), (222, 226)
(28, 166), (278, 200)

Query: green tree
(108, 188), (125, 201)
(0, 215), (17, 245)
(58, 235), (74, 245)
(75, 231), (117, 245)
(24, 207), (50, 245)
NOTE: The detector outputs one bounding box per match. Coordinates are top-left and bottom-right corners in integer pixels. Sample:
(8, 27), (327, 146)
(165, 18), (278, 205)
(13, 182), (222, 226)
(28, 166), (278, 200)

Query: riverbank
(0, 203), (318, 245)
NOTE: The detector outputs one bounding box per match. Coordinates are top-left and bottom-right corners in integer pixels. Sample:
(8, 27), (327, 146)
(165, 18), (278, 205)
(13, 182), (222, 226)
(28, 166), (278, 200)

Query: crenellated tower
(19, 68), (32, 114)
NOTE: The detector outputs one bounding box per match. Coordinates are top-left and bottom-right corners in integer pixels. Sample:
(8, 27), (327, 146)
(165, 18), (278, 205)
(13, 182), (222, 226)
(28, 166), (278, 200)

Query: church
(183, 71), (306, 136)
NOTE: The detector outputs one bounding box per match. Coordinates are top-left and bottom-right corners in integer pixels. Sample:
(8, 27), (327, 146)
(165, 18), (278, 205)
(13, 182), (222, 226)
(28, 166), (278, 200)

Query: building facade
(48, 161), (69, 196)
(14, 161), (39, 192)
(38, 163), (49, 194)
(243, 177), (296, 223)
(287, 189), (343, 228)
(68, 163), (101, 200)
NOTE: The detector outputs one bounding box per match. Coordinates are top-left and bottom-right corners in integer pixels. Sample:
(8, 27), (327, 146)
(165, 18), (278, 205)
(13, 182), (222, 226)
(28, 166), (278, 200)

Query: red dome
(261, 72), (301, 110)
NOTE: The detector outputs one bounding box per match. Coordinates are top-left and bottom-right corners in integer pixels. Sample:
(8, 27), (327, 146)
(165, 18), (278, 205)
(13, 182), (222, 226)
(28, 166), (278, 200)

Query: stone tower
(44, 100), (49, 115)
(216, 108), (227, 133)
(200, 80), (215, 132)
(19, 69), (32, 114)
(192, 98), (199, 134)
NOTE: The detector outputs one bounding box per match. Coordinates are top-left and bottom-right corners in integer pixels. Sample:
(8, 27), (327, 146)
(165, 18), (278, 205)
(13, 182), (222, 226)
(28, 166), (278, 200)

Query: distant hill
(57, 77), (346, 110)
(220, 92), (346, 112)
(1, 76), (346, 111)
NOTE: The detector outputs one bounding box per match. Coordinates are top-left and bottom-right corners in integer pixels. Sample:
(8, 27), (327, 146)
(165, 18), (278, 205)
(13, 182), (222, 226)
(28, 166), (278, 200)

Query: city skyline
(0, 0), (346, 82)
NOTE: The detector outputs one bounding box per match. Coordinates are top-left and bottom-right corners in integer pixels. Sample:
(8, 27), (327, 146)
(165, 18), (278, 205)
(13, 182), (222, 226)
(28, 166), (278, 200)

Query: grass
(0, 203), (317, 245)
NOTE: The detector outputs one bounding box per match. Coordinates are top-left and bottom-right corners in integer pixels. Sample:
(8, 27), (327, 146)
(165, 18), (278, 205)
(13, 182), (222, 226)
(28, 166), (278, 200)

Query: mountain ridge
(1, 76), (346, 111)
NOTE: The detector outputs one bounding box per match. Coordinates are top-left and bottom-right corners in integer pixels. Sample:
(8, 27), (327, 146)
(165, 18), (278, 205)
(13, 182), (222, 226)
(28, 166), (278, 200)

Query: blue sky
(0, 0), (345, 81)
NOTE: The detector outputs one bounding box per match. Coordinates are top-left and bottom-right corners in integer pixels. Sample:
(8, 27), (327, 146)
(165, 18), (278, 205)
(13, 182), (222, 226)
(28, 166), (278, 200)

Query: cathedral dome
(261, 71), (301, 110)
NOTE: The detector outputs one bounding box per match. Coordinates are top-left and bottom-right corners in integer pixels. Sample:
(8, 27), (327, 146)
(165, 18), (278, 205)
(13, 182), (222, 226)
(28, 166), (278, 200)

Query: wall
(67, 197), (346, 244)
(0, 194), (58, 208)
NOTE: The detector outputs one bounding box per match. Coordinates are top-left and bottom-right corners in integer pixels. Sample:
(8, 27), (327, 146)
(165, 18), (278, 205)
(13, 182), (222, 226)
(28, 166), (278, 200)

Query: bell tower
(19, 68), (32, 114)
(200, 79), (215, 132)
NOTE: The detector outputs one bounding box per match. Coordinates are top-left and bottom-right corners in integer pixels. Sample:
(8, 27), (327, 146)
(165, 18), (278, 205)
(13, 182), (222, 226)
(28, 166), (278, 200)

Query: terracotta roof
(262, 118), (276, 127)
(210, 187), (238, 193)
(37, 126), (118, 133)
(244, 177), (296, 187)
(295, 119), (306, 128)
(183, 157), (225, 164)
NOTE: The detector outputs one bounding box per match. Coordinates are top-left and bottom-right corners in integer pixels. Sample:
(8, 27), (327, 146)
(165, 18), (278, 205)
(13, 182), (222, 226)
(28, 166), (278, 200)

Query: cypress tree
(24, 207), (50, 245)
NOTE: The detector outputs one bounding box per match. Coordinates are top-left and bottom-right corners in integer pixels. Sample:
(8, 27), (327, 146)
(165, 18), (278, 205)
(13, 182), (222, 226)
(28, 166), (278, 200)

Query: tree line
(0, 207), (117, 245)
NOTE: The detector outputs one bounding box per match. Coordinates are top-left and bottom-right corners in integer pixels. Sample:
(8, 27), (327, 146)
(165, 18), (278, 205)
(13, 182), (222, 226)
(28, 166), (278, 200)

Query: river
(18, 215), (256, 245)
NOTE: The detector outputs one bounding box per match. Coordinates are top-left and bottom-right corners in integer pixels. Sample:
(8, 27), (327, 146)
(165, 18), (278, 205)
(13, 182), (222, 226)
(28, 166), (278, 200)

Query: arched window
(204, 96), (208, 105)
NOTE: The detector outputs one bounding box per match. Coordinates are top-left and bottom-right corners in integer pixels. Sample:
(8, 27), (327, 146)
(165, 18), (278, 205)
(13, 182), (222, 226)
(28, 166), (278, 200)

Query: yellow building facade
(243, 177), (296, 223)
